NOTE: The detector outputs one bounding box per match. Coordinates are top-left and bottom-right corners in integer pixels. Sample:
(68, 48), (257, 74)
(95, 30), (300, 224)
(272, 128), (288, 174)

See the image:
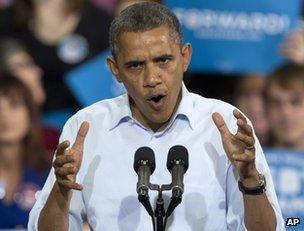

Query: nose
(143, 64), (162, 87)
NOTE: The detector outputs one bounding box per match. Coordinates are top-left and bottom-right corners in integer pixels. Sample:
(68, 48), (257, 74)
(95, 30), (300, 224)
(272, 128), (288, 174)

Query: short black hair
(109, 2), (183, 57)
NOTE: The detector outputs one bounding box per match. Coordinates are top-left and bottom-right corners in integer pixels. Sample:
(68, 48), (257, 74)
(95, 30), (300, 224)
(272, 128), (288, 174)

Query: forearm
(243, 194), (276, 231)
(242, 175), (276, 231)
(38, 182), (72, 231)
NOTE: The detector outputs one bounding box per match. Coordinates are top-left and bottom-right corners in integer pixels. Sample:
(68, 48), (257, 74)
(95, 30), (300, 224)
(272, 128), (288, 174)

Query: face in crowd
(0, 89), (30, 145)
(108, 25), (191, 131)
(267, 79), (304, 149)
(6, 50), (45, 106)
(235, 75), (269, 145)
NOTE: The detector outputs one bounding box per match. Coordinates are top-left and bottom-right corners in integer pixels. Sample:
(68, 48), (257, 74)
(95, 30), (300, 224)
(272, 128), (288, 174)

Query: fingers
(57, 179), (83, 191)
(212, 112), (231, 138)
(53, 121), (89, 191)
(232, 152), (255, 162)
(236, 118), (253, 136)
(55, 140), (70, 157)
(235, 132), (255, 148)
(233, 109), (247, 123)
(280, 30), (304, 64)
(233, 109), (255, 147)
(53, 154), (75, 167)
(55, 166), (78, 177)
(72, 121), (90, 151)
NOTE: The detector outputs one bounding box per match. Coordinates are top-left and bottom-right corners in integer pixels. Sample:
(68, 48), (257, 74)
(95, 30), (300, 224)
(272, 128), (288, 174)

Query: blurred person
(11, 0), (112, 112)
(265, 63), (304, 150)
(90, 0), (117, 12)
(0, 75), (49, 229)
(29, 2), (283, 230)
(0, 37), (45, 106)
(234, 74), (270, 146)
(0, 38), (60, 155)
(114, 0), (162, 15)
(0, 0), (13, 9)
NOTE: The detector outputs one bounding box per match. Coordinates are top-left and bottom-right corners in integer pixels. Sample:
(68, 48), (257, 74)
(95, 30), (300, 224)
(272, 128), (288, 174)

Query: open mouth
(147, 94), (166, 110)
(149, 95), (165, 103)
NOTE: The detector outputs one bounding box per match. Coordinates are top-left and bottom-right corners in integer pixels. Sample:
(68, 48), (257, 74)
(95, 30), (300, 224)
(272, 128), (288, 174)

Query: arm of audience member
(38, 121), (89, 231)
(280, 28), (304, 65)
(212, 110), (276, 231)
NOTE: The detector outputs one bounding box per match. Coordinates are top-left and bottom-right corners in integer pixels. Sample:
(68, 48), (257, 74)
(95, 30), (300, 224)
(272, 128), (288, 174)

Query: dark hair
(13, 0), (85, 28)
(264, 63), (304, 101)
(0, 37), (28, 73)
(109, 1), (183, 57)
(0, 75), (47, 170)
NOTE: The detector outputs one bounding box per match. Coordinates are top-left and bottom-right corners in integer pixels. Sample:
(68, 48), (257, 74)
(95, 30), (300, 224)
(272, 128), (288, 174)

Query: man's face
(108, 26), (191, 131)
(267, 82), (304, 149)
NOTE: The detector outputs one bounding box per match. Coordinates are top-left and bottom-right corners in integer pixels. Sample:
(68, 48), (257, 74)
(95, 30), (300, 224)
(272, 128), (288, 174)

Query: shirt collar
(109, 82), (195, 130)
(169, 82), (195, 130)
(108, 94), (133, 130)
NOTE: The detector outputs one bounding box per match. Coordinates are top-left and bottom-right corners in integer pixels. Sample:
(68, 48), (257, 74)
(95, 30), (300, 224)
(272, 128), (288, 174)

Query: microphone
(166, 145), (189, 198)
(134, 146), (156, 196)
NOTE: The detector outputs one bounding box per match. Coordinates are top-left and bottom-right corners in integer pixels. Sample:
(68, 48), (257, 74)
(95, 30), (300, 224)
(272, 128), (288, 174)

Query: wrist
(238, 173), (266, 195)
(239, 170), (260, 188)
(55, 181), (72, 200)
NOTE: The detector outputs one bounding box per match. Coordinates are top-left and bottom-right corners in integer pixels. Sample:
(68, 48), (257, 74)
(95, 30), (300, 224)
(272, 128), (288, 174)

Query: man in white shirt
(29, 2), (284, 230)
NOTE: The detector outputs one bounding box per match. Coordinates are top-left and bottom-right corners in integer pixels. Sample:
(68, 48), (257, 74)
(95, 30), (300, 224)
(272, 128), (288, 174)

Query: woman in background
(0, 37), (45, 106)
(0, 37), (60, 155)
(11, 0), (112, 112)
(0, 75), (49, 229)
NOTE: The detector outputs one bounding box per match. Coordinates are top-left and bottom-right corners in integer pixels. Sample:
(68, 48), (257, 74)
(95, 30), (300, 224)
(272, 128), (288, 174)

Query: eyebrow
(124, 60), (145, 67)
(153, 54), (174, 62)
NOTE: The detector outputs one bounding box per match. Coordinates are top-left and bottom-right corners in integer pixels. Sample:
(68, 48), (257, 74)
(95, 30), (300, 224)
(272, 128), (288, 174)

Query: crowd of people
(0, 0), (303, 229)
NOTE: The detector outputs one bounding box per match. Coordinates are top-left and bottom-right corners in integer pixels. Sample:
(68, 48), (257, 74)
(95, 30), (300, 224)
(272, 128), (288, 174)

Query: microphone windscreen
(167, 145), (189, 173)
(134, 146), (156, 174)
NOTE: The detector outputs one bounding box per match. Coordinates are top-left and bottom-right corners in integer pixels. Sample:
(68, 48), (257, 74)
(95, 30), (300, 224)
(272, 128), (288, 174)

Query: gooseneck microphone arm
(133, 147), (156, 231)
(164, 145), (189, 230)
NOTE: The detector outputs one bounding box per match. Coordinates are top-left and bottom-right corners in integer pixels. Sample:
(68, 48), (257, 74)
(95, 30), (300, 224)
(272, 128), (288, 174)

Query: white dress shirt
(28, 84), (285, 230)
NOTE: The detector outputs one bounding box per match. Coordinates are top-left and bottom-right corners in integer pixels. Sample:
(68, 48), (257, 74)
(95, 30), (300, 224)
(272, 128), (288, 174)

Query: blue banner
(65, 49), (126, 107)
(165, 0), (300, 74)
(264, 148), (304, 230)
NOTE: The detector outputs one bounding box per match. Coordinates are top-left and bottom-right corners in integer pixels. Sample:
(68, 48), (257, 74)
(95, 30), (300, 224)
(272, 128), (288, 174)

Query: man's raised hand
(212, 110), (258, 180)
(53, 121), (90, 191)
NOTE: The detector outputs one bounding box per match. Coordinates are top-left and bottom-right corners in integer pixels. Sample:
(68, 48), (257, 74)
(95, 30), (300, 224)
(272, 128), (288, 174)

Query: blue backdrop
(65, 49), (126, 107)
(165, 0), (300, 74)
(264, 148), (304, 230)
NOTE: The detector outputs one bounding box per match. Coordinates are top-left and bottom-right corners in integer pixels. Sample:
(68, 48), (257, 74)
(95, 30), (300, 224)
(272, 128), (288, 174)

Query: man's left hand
(212, 109), (259, 181)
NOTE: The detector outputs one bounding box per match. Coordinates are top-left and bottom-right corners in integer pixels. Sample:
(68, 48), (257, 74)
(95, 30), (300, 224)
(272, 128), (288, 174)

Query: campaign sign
(165, 0), (300, 74)
(264, 148), (304, 231)
(65, 49), (126, 107)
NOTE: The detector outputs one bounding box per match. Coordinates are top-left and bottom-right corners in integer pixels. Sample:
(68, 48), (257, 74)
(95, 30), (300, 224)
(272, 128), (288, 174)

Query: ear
(107, 56), (122, 83)
(181, 43), (192, 72)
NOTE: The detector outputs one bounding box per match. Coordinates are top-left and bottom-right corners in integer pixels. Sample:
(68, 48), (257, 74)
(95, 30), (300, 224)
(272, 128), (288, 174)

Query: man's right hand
(52, 121), (90, 191)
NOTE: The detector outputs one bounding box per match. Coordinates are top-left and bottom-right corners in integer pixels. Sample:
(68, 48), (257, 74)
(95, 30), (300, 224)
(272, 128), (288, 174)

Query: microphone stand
(155, 191), (165, 231)
(139, 162), (186, 231)
(139, 183), (171, 231)
(144, 183), (181, 231)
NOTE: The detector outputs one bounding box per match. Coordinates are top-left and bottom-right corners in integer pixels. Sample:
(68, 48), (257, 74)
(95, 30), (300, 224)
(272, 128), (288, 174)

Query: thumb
(72, 121), (90, 152)
(212, 112), (231, 139)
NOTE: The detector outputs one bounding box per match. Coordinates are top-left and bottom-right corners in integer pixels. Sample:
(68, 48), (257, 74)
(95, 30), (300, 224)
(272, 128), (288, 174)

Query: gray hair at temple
(109, 1), (183, 58)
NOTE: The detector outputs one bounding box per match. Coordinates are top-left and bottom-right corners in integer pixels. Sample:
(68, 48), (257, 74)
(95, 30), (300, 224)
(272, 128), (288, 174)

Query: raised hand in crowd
(280, 28), (304, 65)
